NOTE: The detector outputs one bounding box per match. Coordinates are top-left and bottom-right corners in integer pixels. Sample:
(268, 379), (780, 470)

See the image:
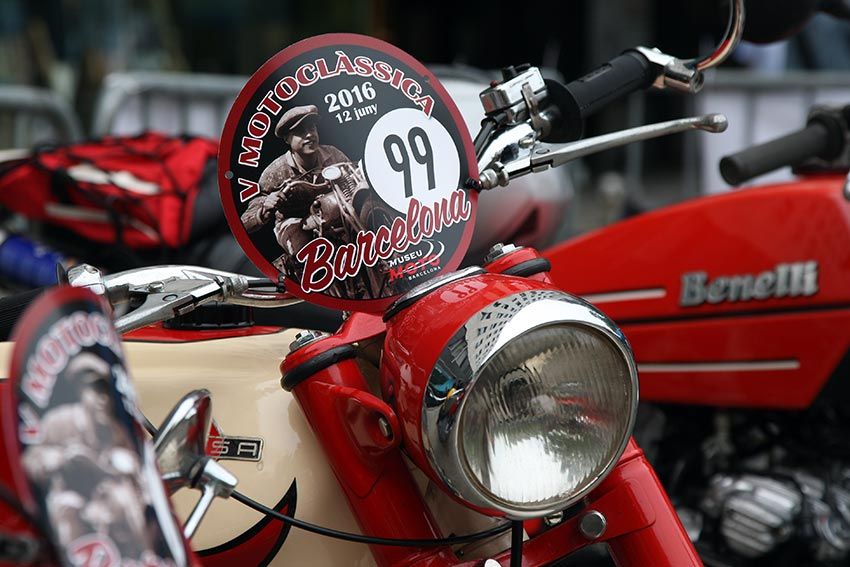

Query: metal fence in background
(89, 65), (560, 140)
(7, 68), (850, 201)
(90, 71), (246, 139)
(0, 85), (82, 148)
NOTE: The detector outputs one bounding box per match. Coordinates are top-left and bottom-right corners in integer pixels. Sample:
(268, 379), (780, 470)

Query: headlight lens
(460, 324), (633, 512)
(421, 290), (638, 518)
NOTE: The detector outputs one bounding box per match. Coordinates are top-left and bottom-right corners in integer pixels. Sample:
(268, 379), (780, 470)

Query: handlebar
(719, 110), (847, 185)
(0, 265), (303, 339)
(475, 1), (744, 185)
(275, 178), (329, 194)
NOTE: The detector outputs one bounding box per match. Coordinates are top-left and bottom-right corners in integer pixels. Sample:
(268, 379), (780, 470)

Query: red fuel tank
(545, 175), (850, 409)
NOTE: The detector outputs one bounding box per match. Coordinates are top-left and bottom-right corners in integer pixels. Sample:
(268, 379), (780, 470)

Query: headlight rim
(420, 290), (639, 519)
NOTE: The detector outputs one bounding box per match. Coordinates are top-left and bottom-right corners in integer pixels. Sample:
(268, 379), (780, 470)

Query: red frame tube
(283, 340), (457, 567)
(283, 330), (701, 567)
(604, 441), (702, 566)
(478, 440), (701, 566)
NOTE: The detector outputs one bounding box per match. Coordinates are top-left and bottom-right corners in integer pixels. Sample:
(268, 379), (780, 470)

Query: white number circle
(363, 108), (460, 213)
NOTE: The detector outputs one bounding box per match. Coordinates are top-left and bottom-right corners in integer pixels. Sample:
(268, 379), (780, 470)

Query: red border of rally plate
(1, 286), (108, 514)
(218, 33), (479, 314)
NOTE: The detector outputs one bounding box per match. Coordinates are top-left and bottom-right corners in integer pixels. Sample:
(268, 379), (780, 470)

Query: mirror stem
(184, 482), (217, 540)
(182, 459), (238, 539)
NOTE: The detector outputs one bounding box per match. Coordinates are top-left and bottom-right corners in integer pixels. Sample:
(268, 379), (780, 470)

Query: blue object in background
(0, 232), (70, 287)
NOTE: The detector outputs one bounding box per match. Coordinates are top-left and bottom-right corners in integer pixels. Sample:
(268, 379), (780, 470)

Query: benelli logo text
(22, 312), (122, 408)
(680, 261), (818, 307)
(297, 189), (471, 293)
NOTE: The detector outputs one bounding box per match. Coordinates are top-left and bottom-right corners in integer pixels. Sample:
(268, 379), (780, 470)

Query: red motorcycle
(0, 2), (745, 565)
(544, 64), (850, 567)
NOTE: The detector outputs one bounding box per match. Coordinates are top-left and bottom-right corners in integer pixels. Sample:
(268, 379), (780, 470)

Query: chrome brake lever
(115, 278), (231, 334)
(102, 265), (247, 291)
(478, 113), (728, 189)
(532, 113), (728, 171)
(66, 264), (302, 333)
(67, 265), (235, 301)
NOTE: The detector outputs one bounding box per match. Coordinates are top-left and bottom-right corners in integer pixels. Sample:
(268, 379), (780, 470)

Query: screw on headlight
(289, 330), (328, 353)
(579, 510), (608, 540)
(484, 242), (521, 264)
(543, 511), (564, 527)
(377, 416), (393, 440)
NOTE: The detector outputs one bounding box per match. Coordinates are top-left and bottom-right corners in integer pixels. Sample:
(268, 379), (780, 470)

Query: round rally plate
(219, 33), (478, 313)
(2, 287), (191, 566)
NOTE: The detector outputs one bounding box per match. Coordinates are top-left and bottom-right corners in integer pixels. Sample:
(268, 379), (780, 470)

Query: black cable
(473, 116), (501, 159)
(145, 409), (511, 548)
(231, 490), (511, 547)
(510, 520), (523, 567)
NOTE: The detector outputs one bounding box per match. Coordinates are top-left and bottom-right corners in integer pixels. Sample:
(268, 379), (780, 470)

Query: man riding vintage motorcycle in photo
(237, 104), (388, 300)
(240, 104), (350, 254)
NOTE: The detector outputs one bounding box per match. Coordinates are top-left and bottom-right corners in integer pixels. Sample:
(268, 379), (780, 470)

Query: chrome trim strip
(581, 288), (666, 304)
(639, 360), (800, 373)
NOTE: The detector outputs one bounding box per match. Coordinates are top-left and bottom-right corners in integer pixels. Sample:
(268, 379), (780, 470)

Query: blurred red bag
(0, 133), (218, 249)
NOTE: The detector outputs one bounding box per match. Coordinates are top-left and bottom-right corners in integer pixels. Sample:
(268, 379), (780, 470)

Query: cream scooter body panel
(0, 330), (504, 564)
(124, 330), (375, 566)
(0, 330), (376, 566)
(0, 302), (552, 562)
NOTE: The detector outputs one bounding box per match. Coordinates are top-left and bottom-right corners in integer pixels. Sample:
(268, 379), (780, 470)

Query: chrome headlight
(422, 289), (638, 518)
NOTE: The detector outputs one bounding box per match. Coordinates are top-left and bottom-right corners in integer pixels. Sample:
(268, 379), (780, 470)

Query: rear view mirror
(154, 390), (212, 494)
(153, 390), (237, 539)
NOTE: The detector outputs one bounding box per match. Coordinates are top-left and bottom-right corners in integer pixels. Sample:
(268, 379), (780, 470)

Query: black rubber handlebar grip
(557, 50), (656, 141)
(0, 287), (46, 341)
(719, 113), (845, 186)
